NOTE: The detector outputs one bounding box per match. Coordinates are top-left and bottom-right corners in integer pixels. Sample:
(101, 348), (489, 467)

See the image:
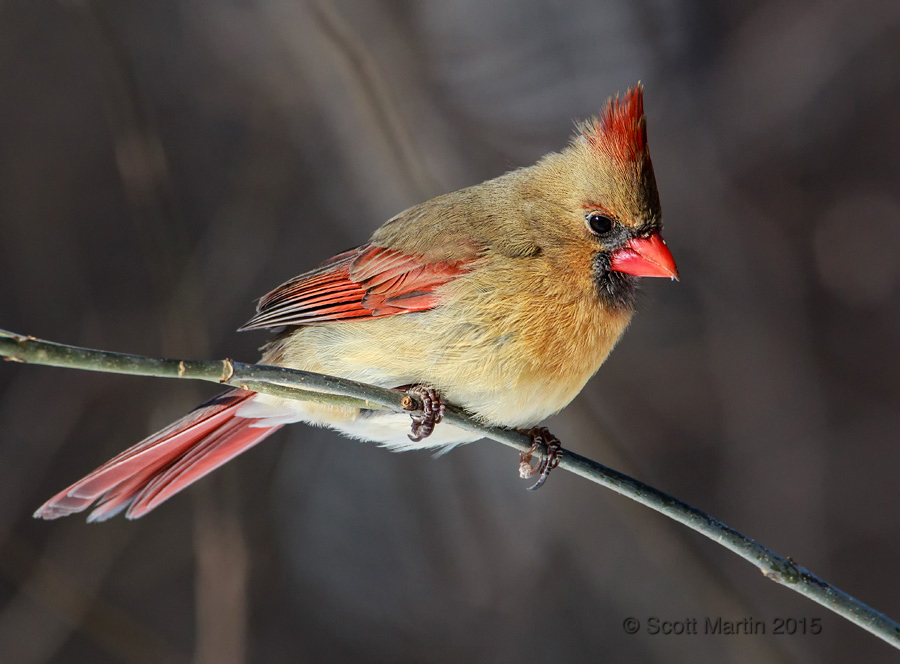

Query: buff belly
(233, 295), (630, 450)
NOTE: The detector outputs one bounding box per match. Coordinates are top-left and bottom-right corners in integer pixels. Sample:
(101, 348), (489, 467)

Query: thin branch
(1, 328), (898, 650)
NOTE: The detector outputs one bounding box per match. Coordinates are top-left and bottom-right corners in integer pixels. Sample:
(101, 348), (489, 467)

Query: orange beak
(609, 232), (678, 280)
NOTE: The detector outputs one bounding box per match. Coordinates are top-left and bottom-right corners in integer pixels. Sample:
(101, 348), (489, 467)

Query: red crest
(581, 85), (648, 164)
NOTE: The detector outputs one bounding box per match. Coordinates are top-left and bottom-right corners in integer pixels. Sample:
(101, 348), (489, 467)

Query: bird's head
(530, 84), (677, 310)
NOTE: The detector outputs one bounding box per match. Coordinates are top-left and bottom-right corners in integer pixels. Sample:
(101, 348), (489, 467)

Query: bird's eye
(586, 212), (614, 236)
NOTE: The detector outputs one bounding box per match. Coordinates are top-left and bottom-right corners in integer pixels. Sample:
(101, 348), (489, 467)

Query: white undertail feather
(234, 392), (480, 452)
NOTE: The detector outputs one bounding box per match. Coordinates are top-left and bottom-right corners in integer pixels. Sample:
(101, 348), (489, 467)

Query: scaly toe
(405, 385), (445, 442)
(519, 427), (562, 490)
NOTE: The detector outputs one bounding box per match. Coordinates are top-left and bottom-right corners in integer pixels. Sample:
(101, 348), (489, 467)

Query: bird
(34, 84), (677, 521)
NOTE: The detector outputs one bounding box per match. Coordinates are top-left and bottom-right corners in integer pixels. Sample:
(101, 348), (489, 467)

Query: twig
(1, 328), (898, 650)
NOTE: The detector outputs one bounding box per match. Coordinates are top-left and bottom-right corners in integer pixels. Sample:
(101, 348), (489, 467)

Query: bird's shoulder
(371, 172), (543, 262)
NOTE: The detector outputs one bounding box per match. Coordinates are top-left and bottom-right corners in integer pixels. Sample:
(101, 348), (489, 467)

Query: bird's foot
(401, 385), (445, 441)
(518, 427), (562, 491)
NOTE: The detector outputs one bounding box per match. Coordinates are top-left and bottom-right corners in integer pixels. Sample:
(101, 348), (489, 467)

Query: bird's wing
(238, 244), (475, 330)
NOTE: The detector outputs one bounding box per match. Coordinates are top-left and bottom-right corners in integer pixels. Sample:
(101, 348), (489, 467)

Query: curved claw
(518, 427), (562, 490)
(405, 385), (445, 442)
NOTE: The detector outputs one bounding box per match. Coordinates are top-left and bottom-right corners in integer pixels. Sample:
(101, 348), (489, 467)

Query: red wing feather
(239, 244), (473, 331)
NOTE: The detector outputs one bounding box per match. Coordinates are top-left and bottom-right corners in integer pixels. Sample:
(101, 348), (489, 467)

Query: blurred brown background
(1, 1), (899, 662)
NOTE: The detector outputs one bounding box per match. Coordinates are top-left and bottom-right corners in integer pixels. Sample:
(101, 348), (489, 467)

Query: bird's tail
(34, 390), (282, 522)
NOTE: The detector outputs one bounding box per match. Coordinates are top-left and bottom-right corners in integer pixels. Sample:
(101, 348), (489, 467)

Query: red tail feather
(34, 390), (282, 522)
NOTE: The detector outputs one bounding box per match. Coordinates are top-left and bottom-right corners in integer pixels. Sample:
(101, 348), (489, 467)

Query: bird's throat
(593, 253), (639, 311)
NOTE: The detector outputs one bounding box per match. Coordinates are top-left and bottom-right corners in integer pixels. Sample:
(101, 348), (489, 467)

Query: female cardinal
(35, 85), (677, 521)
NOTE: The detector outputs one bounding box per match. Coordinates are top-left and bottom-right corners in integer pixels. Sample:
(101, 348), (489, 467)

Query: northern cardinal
(35, 85), (677, 521)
